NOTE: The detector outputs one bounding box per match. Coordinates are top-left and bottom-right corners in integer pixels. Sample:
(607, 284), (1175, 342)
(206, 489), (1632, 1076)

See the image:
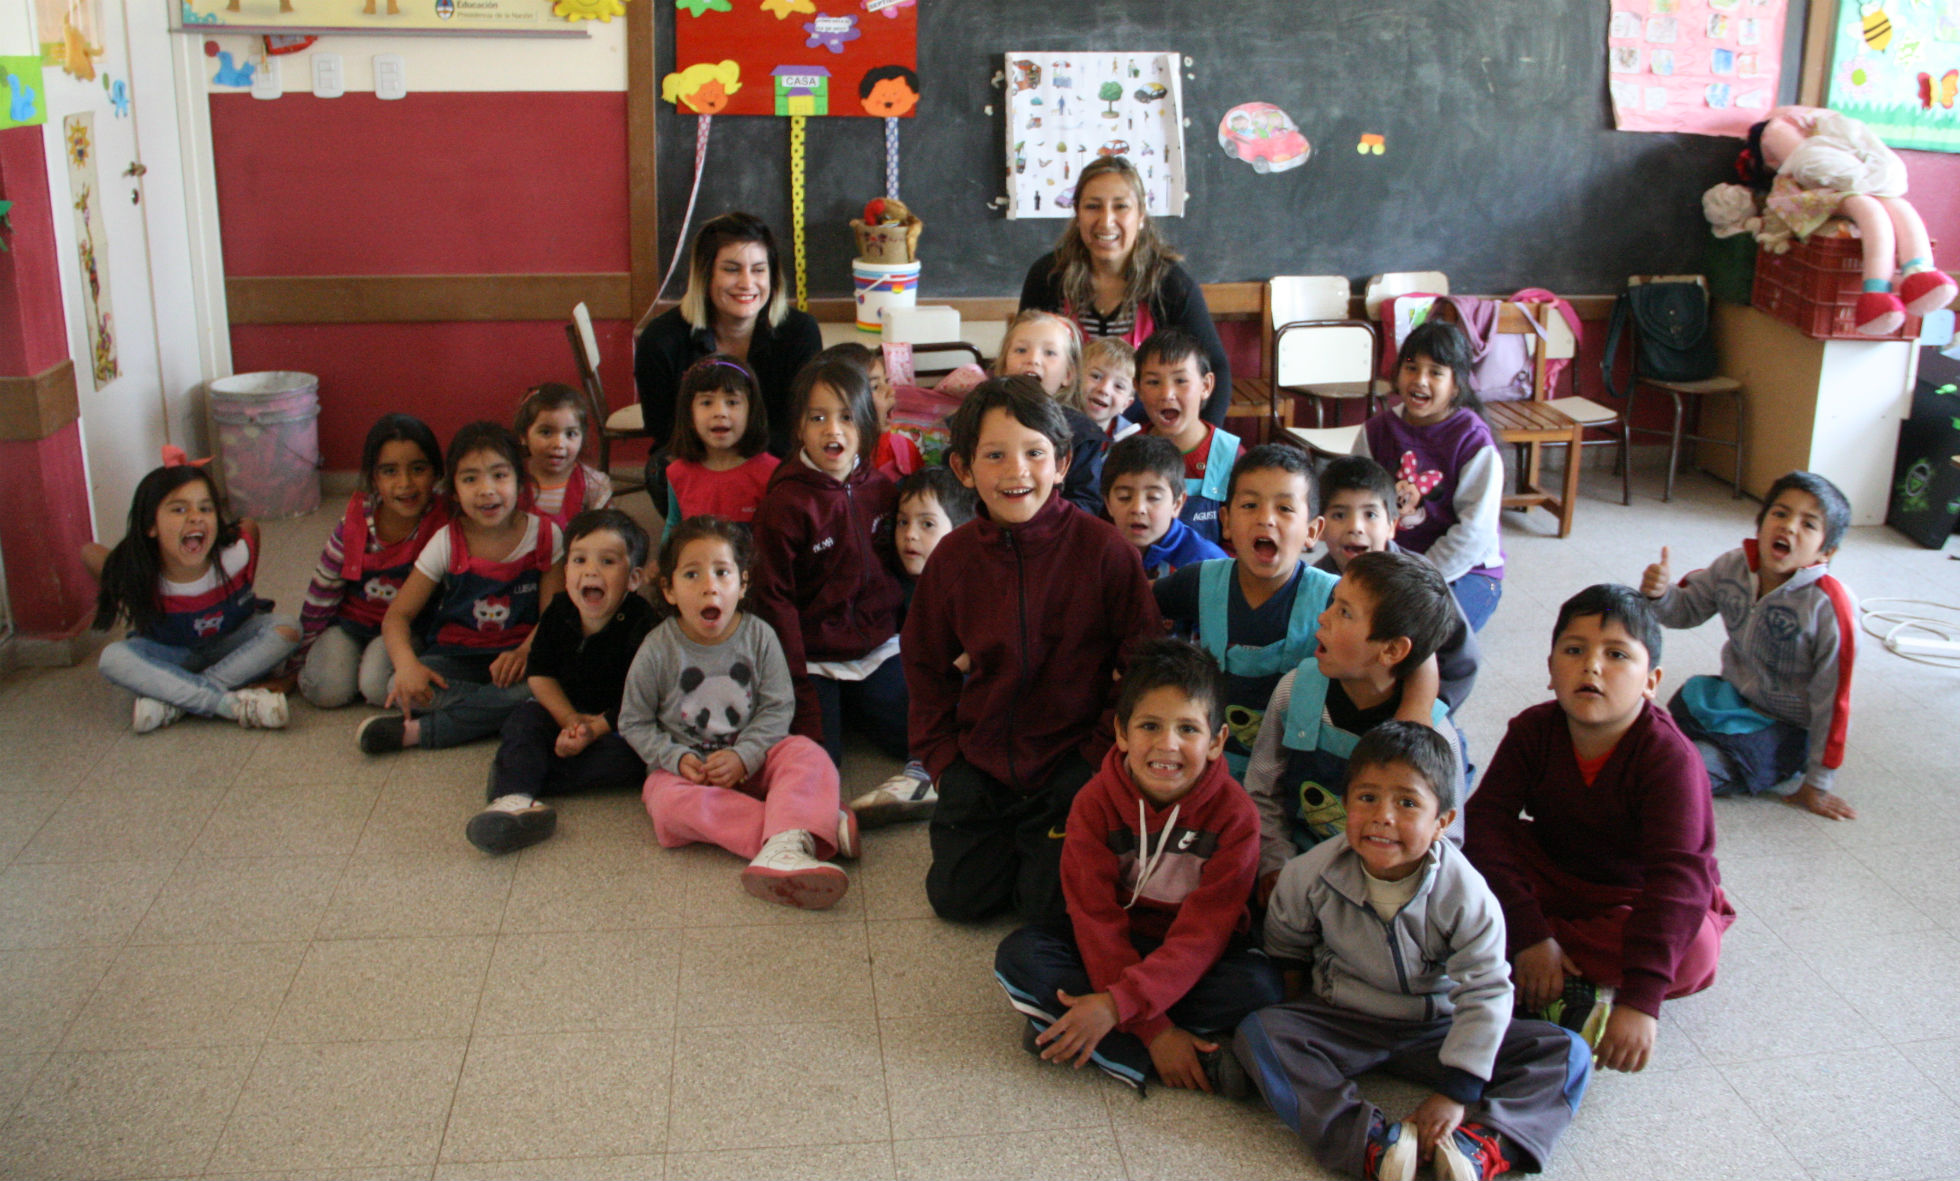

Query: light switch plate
(311, 53), (344, 98)
(373, 54), (406, 100)
(250, 57), (280, 100)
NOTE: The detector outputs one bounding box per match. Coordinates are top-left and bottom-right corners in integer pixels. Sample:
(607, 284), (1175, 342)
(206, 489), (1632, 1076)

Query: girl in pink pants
(618, 517), (858, 909)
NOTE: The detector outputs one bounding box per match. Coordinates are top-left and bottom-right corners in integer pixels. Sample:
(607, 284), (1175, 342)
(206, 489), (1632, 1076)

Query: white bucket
(853, 258), (921, 335)
(208, 371), (322, 519)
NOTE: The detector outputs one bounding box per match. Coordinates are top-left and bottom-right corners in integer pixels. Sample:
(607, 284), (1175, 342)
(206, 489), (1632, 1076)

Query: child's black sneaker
(356, 714), (406, 755)
(1021, 1019), (1043, 1057)
(1363, 1117), (1418, 1181)
(466, 795), (557, 855)
(1433, 1122), (1512, 1181)
(1197, 1043), (1251, 1099)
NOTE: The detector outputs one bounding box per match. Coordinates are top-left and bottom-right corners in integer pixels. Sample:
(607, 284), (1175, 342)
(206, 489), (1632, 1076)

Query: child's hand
(1409, 1093), (1466, 1159)
(1514, 938), (1581, 1011)
(385, 661), (446, 711)
(1035, 990), (1119, 1067)
(702, 749), (747, 788)
(1146, 1028), (1216, 1093)
(1640, 547), (1672, 599)
(555, 721), (595, 758)
(1784, 780), (1858, 820)
(488, 645), (529, 688)
(1594, 1006), (1658, 1073)
(678, 752), (708, 784)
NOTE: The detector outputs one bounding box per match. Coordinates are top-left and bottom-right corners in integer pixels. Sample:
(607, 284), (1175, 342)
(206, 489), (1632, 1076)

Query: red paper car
(1217, 102), (1310, 174)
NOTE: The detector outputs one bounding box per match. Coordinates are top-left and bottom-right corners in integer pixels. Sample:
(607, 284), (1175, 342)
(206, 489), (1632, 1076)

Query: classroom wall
(207, 27), (636, 471)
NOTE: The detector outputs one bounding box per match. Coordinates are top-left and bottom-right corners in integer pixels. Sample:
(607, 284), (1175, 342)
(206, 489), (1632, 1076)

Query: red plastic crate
(1751, 234), (1921, 342)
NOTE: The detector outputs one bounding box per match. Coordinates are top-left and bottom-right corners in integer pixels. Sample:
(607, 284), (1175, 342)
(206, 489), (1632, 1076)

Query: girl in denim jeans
(86, 459), (297, 734)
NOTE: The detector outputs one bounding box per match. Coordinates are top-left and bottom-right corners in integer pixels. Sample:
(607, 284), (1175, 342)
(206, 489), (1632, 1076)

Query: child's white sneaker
(229, 688), (289, 730)
(741, 829), (847, 910)
(132, 697), (184, 735)
(849, 766), (937, 828)
(835, 808), (860, 860)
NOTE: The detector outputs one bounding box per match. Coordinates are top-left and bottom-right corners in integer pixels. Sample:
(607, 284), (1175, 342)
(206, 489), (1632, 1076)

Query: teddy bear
(1740, 106), (1957, 335)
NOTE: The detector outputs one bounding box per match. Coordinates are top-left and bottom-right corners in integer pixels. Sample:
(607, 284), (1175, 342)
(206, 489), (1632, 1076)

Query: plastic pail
(208, 371), (322, 519)
(853, 258), (921, 334)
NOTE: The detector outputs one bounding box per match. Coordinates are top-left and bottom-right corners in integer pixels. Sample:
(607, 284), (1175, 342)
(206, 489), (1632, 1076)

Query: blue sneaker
(1363, 1119), (1418, 1181)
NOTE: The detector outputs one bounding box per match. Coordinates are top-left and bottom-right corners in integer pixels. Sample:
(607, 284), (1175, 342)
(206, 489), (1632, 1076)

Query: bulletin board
(1607, 0), (1791, 137)
(1824, 0), (1960, 153)
(670, 0), (918, 118)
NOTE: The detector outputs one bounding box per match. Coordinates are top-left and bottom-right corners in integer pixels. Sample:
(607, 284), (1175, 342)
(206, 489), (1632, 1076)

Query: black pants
(486, 700), (647, 802)
(808, 655), (910, 767)
(925, 752), (1095, 924)
(995, 922), (1284, 1088)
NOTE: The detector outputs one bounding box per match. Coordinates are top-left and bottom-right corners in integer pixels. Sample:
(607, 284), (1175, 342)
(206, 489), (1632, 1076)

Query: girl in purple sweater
(1354, 321), (1505, 630)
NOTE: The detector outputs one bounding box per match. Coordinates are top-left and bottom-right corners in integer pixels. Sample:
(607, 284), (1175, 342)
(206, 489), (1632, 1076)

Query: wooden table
(1484, 400), (1584, 539)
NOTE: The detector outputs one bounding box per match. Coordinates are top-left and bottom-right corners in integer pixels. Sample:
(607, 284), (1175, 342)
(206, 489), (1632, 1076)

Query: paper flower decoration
(676, 0), (730, 15)
(761, 0), (815, 17)
(555, 0), (627, 21)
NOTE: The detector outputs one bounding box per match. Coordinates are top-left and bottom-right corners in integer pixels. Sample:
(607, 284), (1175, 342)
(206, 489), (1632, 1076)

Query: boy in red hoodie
(905, 377), (1163, 923)
(994, 638), (1281, 1093)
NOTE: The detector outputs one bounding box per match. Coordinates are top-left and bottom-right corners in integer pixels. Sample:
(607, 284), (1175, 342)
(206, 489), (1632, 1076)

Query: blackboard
(653, 0), (1806, 300)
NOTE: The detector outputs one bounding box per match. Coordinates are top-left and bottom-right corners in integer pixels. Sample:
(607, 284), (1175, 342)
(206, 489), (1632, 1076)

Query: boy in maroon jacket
(1465, 584), (1733, 1075)
(905, 377), (1163, 923)
(994, 638), (1281, 1093)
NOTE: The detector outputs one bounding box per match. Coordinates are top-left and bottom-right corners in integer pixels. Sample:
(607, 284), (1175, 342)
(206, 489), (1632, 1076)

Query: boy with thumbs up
(1637, 471), (1859, 820)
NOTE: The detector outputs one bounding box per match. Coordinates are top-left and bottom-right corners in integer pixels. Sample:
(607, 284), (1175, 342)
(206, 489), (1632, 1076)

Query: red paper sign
(667, 0), (919, 118)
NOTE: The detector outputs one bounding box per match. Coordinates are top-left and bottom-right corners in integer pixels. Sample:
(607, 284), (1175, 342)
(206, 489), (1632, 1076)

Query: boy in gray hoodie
(1232, 723), (1589, 1181)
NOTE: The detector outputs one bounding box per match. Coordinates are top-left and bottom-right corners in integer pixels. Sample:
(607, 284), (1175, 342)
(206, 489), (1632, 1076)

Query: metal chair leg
(1664, 392), (1684, 502)
(1729, 390), (1745, 498)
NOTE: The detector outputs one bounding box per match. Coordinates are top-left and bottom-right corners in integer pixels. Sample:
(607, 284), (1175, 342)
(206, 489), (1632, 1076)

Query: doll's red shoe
(1899, 269), (1958, 317)
(1855, 290), (1906, 336)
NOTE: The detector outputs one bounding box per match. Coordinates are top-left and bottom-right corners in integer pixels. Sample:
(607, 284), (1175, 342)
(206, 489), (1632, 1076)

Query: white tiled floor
(3, 456), (1958, 1180)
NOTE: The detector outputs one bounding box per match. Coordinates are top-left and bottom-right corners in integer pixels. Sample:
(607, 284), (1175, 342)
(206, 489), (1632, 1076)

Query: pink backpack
(1511, 287), (1583, 400)
(1378, 289), (1581, 403)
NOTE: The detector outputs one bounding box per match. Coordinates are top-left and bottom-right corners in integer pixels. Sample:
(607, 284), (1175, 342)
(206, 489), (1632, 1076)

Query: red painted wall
(210, 91), (636, 469)
(1899, 149), (1960, 272)
(0, 126), (71, 375)
(0, 126), (97, 637)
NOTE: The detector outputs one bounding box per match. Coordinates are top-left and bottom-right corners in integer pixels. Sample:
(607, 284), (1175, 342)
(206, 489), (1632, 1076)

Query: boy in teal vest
(1137, 328), (1243, 548)
(1242, 550), (1457, 902)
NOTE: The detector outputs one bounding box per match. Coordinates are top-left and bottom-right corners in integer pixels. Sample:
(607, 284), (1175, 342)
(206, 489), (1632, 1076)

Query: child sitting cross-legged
(1315, 455), (1481, 716)
(1243, 549), (1456, 900)
(466, 509), (658, 855)
(1103, 433), (1227, 580)
(994, 638), (1283, 1095)
(1465, 585), (1733, 1074)
(1236, 721), (1591, 1181)
(619, 515), (854, 909)
(1640, 470), (1859, 820)
(905, 376), (1162, 924)
(849, 466), (978, 828)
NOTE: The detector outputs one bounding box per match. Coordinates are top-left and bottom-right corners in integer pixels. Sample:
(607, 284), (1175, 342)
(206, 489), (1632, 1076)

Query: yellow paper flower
(760, 0), (815, 18)
(554, 0), (626, 20)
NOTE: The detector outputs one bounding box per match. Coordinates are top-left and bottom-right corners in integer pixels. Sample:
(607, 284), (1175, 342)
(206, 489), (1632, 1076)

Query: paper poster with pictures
(1003, 51), (1185, 219)
(1824, 1), (1960, 153)
(1606, 0), (1789, 137)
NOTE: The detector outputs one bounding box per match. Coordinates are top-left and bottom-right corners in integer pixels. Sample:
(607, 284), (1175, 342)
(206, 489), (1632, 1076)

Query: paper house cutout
(772, 65), (831, 115)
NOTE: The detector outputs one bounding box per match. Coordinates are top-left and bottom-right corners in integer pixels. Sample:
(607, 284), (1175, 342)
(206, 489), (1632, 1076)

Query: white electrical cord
(1860, 597), (1960, 667)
